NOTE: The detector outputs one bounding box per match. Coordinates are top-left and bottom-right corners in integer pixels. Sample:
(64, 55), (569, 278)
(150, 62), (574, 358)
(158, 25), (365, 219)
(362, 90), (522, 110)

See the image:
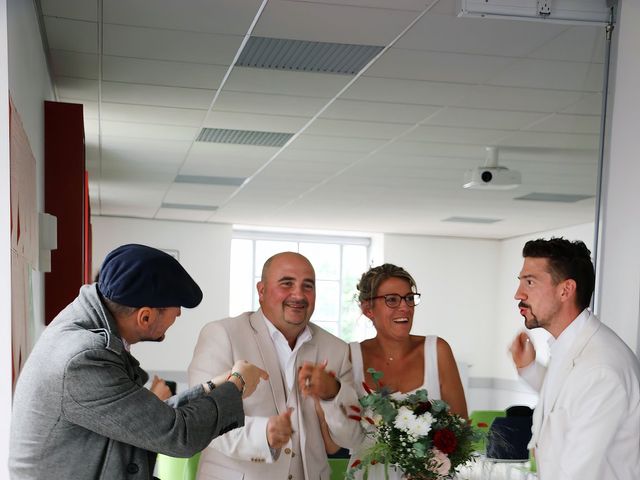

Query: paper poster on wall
(10, 97), (38, 390)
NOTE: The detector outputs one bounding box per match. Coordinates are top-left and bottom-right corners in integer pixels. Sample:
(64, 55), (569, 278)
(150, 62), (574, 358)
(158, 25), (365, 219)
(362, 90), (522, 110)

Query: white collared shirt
(263, 314), (312, 391)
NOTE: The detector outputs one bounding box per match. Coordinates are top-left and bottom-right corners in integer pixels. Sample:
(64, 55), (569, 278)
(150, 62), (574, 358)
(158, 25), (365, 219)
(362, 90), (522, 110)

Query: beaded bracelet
(227, 371), (246, 394)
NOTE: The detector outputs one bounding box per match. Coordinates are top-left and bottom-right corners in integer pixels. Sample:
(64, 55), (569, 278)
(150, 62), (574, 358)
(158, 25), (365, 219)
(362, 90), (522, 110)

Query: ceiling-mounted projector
(463, 146), (521, 190)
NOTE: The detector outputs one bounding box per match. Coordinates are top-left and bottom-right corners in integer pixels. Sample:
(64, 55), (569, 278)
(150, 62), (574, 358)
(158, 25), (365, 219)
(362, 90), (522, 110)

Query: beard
(519, 301), (541, 329)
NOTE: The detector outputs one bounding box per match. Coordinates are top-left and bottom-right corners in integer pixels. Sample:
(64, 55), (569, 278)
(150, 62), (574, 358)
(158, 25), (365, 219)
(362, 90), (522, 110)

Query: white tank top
(349, 335), (441, 400)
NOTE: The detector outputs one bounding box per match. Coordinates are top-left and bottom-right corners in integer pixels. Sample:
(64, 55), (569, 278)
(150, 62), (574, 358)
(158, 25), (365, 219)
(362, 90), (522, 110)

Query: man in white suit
(189, 252), (360, 480)
(510, 238), (640, 480)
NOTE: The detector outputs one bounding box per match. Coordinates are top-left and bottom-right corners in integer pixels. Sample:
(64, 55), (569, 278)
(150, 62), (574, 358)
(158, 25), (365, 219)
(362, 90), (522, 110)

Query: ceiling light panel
(196, 127), (293, 147)
(514, 193), (593, 203)
(236, 36), (383, 75)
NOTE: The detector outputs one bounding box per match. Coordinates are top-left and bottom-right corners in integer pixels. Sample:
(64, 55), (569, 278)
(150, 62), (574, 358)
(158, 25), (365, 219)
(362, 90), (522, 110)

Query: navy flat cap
(97, 244), (203, 308)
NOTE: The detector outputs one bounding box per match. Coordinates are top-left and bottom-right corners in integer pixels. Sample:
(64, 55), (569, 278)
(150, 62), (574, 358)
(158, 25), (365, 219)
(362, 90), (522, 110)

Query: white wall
(384, 234), (499, 380)
(7, 0), (55, 337)
(3, 0), (54, 474)
(1, 0), (12, 474)
(597, 0), (640, 355)
(91, 216), (233, 372)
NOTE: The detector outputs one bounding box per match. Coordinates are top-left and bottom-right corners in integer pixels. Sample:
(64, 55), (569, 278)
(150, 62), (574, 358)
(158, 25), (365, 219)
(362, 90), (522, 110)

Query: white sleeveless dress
(348, 336), (441, 480)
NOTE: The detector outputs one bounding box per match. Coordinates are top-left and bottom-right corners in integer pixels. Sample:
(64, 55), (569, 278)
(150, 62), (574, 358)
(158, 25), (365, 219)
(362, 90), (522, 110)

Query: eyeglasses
(370, 293), (421, 308)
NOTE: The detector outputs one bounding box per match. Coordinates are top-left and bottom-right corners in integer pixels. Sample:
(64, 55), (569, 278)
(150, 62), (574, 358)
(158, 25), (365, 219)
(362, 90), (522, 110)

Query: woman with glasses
(318, 263), (467, 479)
(351, 263), (467, 419)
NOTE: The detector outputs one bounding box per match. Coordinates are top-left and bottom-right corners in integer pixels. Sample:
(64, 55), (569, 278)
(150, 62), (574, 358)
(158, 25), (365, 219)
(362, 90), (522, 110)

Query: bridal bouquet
(346, 369), (480, 479)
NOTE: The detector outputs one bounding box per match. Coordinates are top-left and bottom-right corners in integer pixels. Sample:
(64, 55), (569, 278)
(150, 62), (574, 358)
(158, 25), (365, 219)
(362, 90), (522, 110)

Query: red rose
(433, 429), (457, 454)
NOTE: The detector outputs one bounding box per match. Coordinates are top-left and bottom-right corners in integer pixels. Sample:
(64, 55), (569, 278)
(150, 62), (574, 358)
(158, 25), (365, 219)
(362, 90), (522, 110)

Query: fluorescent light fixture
(457, 0), (612, 25)
(514, 192), (594, 203)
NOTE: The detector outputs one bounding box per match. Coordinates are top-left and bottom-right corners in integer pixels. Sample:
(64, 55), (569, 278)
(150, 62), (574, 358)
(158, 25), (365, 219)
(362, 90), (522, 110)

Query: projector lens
(481, 171), (493, 183)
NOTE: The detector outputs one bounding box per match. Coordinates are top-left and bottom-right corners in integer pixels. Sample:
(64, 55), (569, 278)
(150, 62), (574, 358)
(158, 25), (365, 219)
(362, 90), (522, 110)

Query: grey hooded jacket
(9, 284), (244, 480)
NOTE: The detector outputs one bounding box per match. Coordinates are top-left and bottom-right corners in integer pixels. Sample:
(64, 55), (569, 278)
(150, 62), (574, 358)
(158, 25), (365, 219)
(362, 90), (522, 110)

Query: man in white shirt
(510, 238), (640, 480)
(189, 252), (360, 480)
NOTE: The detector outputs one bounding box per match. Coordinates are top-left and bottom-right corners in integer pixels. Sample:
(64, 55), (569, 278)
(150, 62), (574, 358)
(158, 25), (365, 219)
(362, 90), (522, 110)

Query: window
(229, 230), (372, 342)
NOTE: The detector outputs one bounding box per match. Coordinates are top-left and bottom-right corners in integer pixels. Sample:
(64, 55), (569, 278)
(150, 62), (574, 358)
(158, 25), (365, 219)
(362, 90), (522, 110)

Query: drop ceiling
(38, 0), (607, 239)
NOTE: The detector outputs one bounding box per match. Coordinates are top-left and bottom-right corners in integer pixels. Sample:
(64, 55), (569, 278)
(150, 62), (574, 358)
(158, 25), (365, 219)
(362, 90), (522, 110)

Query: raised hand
(150, 375), (172, 401)
(298, 360), (340, 400)
(267, 407), (294, 449)
(230, 360), (269, 398)
(510, 332), (536, 368)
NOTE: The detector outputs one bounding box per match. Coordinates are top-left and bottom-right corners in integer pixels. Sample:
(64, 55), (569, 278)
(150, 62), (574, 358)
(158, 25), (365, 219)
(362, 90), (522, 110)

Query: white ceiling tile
(289, 0), (428, 11)
(304, 118), (410, 139)
(344, 77), (470, 105)
(55, 77), (98, 101)
(560, 93), (602, 115)
(425, 107), (546, 130)
(101, 82), (214, 109)
(102, 56), (228, 89)
(254, 0), (418, 45)
(452, 85), (584, 113)
(214, 90), (326, 117)
(41, 0), (97, 21)
(103, 24), (242, 64)
(366, 48), (513, 84)
(99, 103), (206, 127)
(225, 67), (351, 98)
(377, 141), (488, 159)
(525, 114), (601, 135)
(44, 17), (97, 53)
(50, 50), (98, 79)
(529, 25), (604, 62)
(164, 183), (238, 205)
(155, 208), (212, 222)
(487, 58), (598, 91)
(277, 148), (365, 165)
(397, 13), (566, 56)
(499, 131), (599, 150)
(104, 0), (262, 35)
(100, 121), (199, 141)
(322, 99), (441, 123)
(404, 125), (509, 145)
(181, 143), (273, 177)
(290, 134), (387, 153)
(204, 110), (308, 132)
(100, 136), (191, 167)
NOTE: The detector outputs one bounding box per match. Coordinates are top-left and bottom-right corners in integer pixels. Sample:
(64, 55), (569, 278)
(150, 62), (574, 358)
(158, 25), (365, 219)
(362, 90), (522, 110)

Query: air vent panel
(236, 36), (383, 75)
(196, 128), (293, 147)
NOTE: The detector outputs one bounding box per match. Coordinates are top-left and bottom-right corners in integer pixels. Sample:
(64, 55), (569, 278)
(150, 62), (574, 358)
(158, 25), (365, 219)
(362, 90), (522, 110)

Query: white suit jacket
(521, 312), (640, 480)
(188, 310), (362, 480)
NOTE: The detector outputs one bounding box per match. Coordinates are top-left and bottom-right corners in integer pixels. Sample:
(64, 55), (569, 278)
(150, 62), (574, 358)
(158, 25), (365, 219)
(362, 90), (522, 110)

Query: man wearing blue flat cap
(9, 244), (268, 480)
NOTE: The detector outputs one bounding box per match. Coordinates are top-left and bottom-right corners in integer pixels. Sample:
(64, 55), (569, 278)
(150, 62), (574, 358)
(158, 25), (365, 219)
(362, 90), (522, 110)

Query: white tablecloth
(455, 455), (537, 480)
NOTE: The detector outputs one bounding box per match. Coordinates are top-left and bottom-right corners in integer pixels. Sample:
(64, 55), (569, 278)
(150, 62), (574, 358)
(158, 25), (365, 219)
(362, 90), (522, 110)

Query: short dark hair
(522, 237), (595, 311)
(356, 263), (417, 305)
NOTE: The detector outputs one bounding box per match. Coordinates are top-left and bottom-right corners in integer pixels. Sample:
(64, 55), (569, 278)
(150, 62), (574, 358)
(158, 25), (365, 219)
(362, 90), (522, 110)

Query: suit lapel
(249, 310), (288, 414)
(537, 313), (601, 436)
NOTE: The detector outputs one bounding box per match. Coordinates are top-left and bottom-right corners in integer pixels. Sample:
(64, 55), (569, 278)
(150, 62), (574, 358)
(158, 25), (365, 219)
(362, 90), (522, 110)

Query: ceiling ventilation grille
(442, 216), (501, 224)
(196, 128), (293, 147)
(161, 202), (218, 211)
(236, 36), (383, 75)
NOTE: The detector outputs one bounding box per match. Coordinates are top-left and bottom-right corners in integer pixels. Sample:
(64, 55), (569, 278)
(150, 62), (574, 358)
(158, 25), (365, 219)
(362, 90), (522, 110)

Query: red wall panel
(44, 101), (88, 324)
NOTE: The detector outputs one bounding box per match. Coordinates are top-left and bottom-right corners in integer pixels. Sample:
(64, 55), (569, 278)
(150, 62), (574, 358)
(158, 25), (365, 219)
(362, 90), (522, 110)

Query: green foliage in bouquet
(346, 369), (482, 479)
